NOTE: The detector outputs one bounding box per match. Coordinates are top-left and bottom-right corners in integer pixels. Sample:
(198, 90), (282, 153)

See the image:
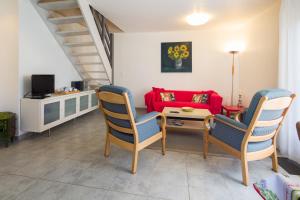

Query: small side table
(222, 105), (244, 118)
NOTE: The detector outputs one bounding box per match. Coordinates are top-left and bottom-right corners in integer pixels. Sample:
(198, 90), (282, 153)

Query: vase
(175, 59), (183, 69)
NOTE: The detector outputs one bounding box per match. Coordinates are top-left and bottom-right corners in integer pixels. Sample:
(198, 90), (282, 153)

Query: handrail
(90, 6), (113, 67)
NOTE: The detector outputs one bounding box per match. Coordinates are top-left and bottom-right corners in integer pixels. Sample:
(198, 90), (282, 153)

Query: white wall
(0, 0), (19, 114)
(19, 0), (81, 99)
(17, 0), (82, 135)
(114, 3), (279, 107)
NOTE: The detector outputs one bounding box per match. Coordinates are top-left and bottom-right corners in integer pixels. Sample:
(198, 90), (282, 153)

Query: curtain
(278, 0), (300, 163)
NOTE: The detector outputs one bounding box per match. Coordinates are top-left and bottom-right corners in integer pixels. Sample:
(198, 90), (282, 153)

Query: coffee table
(162, 107), (212, 131)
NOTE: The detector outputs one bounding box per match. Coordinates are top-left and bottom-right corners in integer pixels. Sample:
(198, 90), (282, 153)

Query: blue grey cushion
(102, 101), (128, 114)
(111, 129), (134, 143)
(99, 85), (137, 118)
(243, 89), (291, 126)
(110, 113), (161, 143)
(211, 116), (272, 152)
(214, 114), (248, 130)
(106, 116), (131, 128)
(252, 125), (278, 136)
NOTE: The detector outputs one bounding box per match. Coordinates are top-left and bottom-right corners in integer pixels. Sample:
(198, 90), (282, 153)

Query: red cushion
(152, 87), (165, 102)
(163, 90), (211, 103)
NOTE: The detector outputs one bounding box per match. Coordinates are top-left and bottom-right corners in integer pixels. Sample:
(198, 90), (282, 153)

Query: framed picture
(161, 41), (192, 73)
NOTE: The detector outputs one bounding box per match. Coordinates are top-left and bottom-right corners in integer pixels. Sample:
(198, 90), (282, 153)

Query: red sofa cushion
(152, 87), (165, 102)
(153, 88), (213, 103)
(171, 90), (212, 103)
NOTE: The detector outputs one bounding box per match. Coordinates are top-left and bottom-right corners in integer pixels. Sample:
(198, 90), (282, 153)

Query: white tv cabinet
(21, 90), (98, 134)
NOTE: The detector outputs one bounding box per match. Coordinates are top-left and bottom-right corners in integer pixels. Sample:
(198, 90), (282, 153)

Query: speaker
(71, 81), (84, 91)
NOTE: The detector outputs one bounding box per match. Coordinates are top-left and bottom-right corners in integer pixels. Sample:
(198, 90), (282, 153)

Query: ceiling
(89, 0), (278, 32)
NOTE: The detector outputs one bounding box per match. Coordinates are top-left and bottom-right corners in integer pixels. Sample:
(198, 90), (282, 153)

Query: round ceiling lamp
(186, 12), (210, 26)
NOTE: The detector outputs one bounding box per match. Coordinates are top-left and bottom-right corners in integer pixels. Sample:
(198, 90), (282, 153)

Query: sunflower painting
(161, 42), (192, 72)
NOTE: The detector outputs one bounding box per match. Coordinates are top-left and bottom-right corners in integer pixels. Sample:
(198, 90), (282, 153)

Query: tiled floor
(0, 110), (284, 200)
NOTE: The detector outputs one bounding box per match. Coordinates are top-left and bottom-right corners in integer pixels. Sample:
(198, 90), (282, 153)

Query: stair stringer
(77, 0), (112, 84)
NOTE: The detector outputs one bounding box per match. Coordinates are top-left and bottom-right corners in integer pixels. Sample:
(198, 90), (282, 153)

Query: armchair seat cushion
(211, 127), (272, 152)
(111, 112), (161, 143)
(211, 115), (273, 152)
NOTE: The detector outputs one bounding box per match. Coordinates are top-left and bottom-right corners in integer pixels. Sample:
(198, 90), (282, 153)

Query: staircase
(30, 0), (121, 88)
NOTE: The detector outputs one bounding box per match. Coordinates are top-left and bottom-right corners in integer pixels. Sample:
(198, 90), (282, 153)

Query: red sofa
(144, 87), (223, 114)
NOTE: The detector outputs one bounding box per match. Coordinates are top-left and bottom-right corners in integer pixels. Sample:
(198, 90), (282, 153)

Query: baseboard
(14, 132), (35, 142)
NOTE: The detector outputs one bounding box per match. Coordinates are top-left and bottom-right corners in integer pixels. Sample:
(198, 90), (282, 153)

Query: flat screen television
(31, 74), (55, 97)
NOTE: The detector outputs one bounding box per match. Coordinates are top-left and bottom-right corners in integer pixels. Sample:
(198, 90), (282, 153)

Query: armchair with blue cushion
(98, 85), (166, 173)
(203, 89), (296, 186)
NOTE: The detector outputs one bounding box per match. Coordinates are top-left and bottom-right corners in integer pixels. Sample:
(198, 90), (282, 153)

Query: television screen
(31, 75), (55, 96)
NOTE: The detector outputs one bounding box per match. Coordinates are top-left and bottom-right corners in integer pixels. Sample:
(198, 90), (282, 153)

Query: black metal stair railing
(90, 6), (113, 67)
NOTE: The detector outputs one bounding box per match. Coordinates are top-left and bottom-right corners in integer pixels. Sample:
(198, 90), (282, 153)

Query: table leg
(226, 110), (231, 117)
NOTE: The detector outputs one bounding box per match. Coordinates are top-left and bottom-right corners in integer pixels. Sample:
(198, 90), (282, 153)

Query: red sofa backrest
(153, 87), (215, 103)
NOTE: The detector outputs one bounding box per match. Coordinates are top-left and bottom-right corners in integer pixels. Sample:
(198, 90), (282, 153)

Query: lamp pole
(229, 51), (238, 106)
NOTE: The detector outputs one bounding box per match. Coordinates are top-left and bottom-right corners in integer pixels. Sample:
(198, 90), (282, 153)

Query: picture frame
(161, 41), (192, 73)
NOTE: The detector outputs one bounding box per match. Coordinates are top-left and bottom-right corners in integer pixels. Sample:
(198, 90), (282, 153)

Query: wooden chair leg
(241, 156), (249, 186)
(161, 136), (166, 155)
(203, 132), (209, 159)
(131, 150), (139, 174)
(161, 116), (166, 155)
(272, 151), (278, 172)
(104, 134), (110, 157)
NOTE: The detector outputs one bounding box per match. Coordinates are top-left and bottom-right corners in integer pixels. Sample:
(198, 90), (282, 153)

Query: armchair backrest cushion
(100, 85), (137, 119)
(98, 85), (138, 143)
(243, 89), (292, 126)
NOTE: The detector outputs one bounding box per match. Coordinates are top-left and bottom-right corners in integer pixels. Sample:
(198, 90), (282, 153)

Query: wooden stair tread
(64, 42), (94, 47)
(75, 62), (102, 65)
(48, 15), (84, 24)
(38, 0), (78, 11)
(71, 52), (98, 56)
(56, 30), (90, 36)
(85, 78), (109, 81)
(81, 71), (106, 73)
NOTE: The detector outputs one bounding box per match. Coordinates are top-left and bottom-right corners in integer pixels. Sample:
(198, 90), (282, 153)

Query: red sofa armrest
(144, 91), (156, 112)
(209, 93), (223, 114)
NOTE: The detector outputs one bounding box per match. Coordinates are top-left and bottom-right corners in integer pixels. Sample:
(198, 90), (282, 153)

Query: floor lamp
(229, 50), (239, 106)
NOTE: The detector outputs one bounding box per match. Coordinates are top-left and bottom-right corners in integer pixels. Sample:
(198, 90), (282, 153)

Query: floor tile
(147, 184), (189, 200)
(104, 191), (148, 200)
(0, 174), (37, 200)
(111, 164), (155, 195)
(74, 163), (118, 189)
(42, 159), (93, 184)
(14, 179), (107, 200)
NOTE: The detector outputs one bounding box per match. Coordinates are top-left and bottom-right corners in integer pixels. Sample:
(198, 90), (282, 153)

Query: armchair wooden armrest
(204, 115), (214, 131)
(135, 112), (164, 125)
(234, 111), (244, 122)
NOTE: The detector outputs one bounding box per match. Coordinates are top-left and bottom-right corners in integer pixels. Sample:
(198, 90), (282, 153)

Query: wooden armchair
(98, 85), (166, 173)
(203, 89), (296, 185)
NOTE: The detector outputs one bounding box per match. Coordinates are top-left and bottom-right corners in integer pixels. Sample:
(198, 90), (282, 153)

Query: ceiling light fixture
(186, 13), (210, 26)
